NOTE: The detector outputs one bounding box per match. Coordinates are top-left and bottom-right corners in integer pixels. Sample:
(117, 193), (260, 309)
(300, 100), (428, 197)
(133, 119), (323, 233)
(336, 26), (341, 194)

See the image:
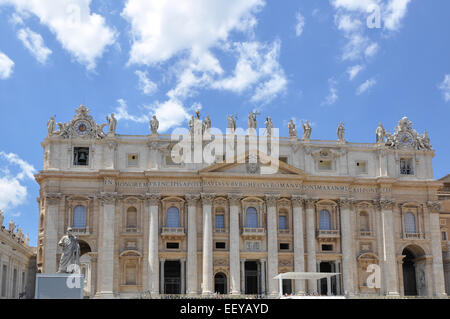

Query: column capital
(304, 198), (317, 209)
(185, 194), (200, 206)
(201, 193), (215, 205)
(265, 194), (280, 207)
(291, 195), (306, 207)
(227, 193), (243, 206)
(427, 201), (442, 214)
(145, 193), (161, 206)
(45, 193), (62, 205)
(339, 198), (355, 210)
(379, 199), (396, 210)
(98, 192), (118, 205)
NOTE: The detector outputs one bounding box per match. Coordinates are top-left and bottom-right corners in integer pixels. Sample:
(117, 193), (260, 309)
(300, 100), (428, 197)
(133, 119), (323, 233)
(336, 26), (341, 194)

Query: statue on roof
(376, 123), (386, 144)
(150, 115), (159, 135)
(265, 117), (274, 137)
(106, 113), (117, 136)
(47, 116), (56, 136)
(227, 114), (236, 133)
(337, 122), (346, 143)
(302, 120), (312, 142)
(288, 119), (297, 138)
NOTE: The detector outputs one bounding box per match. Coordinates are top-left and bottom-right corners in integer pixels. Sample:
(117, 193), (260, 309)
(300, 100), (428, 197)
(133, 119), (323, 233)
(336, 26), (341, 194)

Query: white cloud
(347, 64), (365, 80)
(439, 74), (450, 102)
(0, 51), (14, 79)
(0, 0), (117, 70)
(114, 99), (149, 123)
(122, 0), (264, 65)
(0, 151), (36, 212)
(384, 0), (411, 31)
(364, 42), (379, 58)
(322, 78), (339, 105)
(17, 27), (52, 64)
(135, 70), (157, 95)
(356, 78), (376, 95)
(295, 10), (305, 37)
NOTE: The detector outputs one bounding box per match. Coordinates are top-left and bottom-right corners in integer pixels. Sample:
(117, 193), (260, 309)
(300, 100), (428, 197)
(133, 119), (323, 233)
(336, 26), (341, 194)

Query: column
(291, 195), (306, 295)
(97, 192), (117, 298)
(241, 259), (246, 294)
(160, 259), (165, 294)
(185, 194), (200, 294)
(305, 198), (317, 294)
(147, 193), (161, 295)
(44, 193), (61, 273)
(339, 198), (356, 295)
(265, 194), (280, 296)
(379, 200), (399, 296)
(88, 252), (98, 298)
(201, 193), (215, 295)
(180, 258), (186, 294)
(260, 259), (266, 295)
(228, 193), (242, 294)
(427, 201), (447, 297)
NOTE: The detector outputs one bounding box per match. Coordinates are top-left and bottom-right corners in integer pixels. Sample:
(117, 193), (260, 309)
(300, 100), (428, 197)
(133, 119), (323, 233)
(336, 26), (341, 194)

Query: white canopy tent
(273, 272), (341, 298)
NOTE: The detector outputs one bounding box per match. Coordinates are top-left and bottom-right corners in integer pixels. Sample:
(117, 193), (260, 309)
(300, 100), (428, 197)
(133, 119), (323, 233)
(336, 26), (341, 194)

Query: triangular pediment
(199, 151), (306, 176)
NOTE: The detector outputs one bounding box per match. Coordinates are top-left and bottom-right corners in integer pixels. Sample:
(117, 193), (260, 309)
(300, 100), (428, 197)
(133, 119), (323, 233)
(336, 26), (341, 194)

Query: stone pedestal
(35, 274), (84, 299)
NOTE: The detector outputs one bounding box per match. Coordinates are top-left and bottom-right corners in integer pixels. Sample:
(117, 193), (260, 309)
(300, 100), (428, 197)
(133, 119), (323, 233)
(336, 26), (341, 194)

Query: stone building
(35, 105), (447, 298)
(438, 174), (450, 294)
(0, 211), (36, 299)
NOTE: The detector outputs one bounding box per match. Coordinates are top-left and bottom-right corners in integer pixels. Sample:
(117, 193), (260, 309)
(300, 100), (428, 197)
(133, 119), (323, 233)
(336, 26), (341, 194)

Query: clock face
(75, 120), (90, 136)
(398, 132), (414, 147)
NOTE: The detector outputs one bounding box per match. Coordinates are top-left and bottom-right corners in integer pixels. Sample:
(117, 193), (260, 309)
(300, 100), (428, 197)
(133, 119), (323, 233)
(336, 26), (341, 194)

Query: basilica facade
(35, 105), (449, 298)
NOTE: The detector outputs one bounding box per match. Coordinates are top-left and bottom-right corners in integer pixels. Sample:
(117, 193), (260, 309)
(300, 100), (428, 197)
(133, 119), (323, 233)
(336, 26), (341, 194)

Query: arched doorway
(214, 273), (227, 294)
(402, 245), (426, 296)
(78, 240), (92, 298)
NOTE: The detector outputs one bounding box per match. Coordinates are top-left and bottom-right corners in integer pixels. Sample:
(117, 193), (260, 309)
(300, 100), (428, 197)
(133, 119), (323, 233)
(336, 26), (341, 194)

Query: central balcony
(316, 229), (340, 238)
(403, 232), (425, 240)
(161, 227), (185, 238)
(241, 227), (266, 239)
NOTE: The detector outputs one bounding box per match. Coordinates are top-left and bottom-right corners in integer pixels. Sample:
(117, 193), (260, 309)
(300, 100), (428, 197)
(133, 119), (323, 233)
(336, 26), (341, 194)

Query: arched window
(405, 213), (416, 234)
(166, 207), (180, 228)
(126, 207), (137, 230)
(214, 272), (227, 294)
(73, 205), (86, 228)
(319, 210), (331, 230)
(246, 207), (258, 228)
(359, 211), (370, 231)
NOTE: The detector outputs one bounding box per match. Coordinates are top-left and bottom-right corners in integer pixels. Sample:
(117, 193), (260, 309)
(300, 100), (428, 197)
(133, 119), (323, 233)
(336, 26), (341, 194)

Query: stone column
(427, 201), (447, 297)
(241, 258), (246, 294)
(260, 259), (266, 295)
(180, 258), (186, 294)
(186, 194), (200, 295)
(379, 199), (399, 296)
(147, 193), (161, 295)
(97, 192), (117, 298)
(305, 198), (317, 293)
(228, 193), (242, 294)
(160, 259), (165, 294)
(88, 252), (98, 298)
(43, 193), (61, 274)
(201, 193), (215, 295)
(291, 195), (306, 295)
(340, 198), (356, 295)
(265, 194), (280, 296)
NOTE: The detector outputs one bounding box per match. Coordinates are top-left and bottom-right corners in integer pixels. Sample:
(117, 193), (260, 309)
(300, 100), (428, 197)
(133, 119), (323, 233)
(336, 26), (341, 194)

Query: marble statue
(418, 131), (432, 150)
(337, 122), (345, 143)
(248, 111), (258, 130)
(227, 114), (236, 132)
(57, 227), (81, 273)
(376, 123), (386, 144)
(188, 115), (195, 135)
(25, 233), (30, 246)
(302, 120), (312, 141)
(0, 210), (3, 227)
(150, 115), (159, 135)
(16, 228), (24, 241)
(95, 124), (107, 139)
(265, 117), (274, 136)
(288, 119), (297, 138)
(8, 220), (15, 233)
(203, 115), (211, 134)
(106, 113), (117, 135)
(47, 116), (56, 136)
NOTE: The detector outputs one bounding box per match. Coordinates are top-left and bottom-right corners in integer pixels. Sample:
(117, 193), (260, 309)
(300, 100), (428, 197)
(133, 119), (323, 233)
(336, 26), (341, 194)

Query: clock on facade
(74, 120), (91, 136)
(398, 132), (414, 147)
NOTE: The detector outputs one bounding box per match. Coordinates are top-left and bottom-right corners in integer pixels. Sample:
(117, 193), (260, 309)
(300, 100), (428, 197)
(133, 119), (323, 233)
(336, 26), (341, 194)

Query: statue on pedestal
(265, 117), (274, 137)
(8, 220), (15, 233)
(302, 120), (312, 141)
(188, 115), (195, 135)
(337, 122), (346, 143)
(227, 114), (236, 133)
(376, 123), (386, 144)
(57, 228), (80, 273)
(47, 116), (56, 136)
(106, 113), (117, 136)
(288, 119), (297, 138)
(0, 210), (4, 227)
(248, 111), (258, 130)
(203, 115), (211, 134)
(150, 115), (159, 135)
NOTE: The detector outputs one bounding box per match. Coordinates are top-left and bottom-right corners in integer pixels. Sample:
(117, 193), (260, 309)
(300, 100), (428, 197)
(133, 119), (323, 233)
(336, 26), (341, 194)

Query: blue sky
(0, 0), (449, 246)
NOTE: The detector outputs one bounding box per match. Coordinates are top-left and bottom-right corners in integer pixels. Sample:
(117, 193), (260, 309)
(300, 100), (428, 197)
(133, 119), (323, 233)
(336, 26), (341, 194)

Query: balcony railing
(72, 227), (89, 235)
(278, 229), (290, 234)
(125, 226), (138, 233)
(214, 228), (227, 233)
(359, 231), (375, 238)
(316, 229), (340, 238)
(161, 227), (185, 236)
(241, 227), (265, 237)
(403, 232), (425, 240)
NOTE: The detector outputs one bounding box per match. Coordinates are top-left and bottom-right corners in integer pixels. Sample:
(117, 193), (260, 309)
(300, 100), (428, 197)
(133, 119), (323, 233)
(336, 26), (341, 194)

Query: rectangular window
(127, 153), (139, 167)
(321, 244), (333, 251)
(215, 214), (225, 230)
(73, 147), (89, 166)
(166, 242), (179, 249)
(442, 232), (448, 241)
(279, 156), (288, 164)
(356, 161), (368, 174)
(279, 215), (287, 230)
(400, 158), (414, 175)
(318, 159), (332, 171)
(215, 242), (226, 249)
(125, 264), (137, 285)
(279, 243), (290, 250)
